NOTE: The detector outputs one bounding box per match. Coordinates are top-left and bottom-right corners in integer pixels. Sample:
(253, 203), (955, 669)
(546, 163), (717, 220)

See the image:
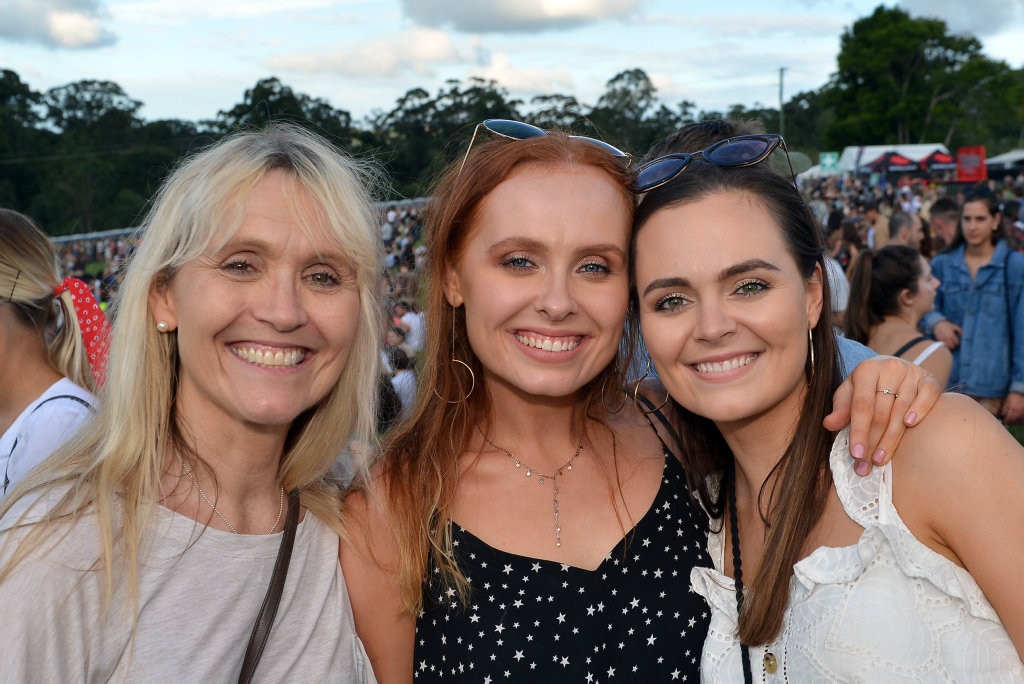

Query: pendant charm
(763, 651), (779, 674)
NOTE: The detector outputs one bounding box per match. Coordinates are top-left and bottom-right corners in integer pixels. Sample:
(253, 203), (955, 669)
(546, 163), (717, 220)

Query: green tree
(371, 78), (521, 198)
(0, 69), (47, 208)
(526, 94), (586, 130)
(822, 5), (1014, 149)
(587, 68), (657, 153)
(215, 77), (353, 144)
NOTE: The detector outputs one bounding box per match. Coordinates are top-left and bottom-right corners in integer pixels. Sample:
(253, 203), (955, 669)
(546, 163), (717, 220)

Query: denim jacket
(922, 240), (1024, 398)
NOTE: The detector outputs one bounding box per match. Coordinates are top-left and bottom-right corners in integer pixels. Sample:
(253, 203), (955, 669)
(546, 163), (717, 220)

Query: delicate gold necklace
(172, 439), (284, 535)
(478, 426), (584, 547)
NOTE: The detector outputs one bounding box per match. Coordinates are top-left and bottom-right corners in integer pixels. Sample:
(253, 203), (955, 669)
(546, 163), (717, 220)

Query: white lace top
(691, 428), (1024, 683)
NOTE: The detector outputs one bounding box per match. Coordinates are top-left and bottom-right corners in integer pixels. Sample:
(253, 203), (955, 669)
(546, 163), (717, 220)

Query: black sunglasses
(631, 134), (795, 193)
(459, 119), (629, 174)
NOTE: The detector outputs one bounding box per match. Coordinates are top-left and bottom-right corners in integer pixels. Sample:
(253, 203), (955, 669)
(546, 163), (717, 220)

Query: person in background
(823, 228), (851, 332)
(926, 196), (961, 253)
(887, 210), (924, 250)
(392, 298), (425, 354)
(0, 208), (108, 496)
(844, 244), (952, 387)
(631, 154), (1024, 682)
(1002, 199), (1024, 253)
(924, 187), (1024, 422)
(341, 121), (939, 682)
(386, 344), (417, 420)
(0, 125), (379, 681)
(863, 198), (890, 249)
(833, 217), (864, 272)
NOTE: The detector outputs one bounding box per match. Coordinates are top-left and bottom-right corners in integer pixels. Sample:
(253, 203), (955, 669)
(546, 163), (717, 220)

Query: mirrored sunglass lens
(636, 157), (689, 190)
(485, 119), (546, 140)
(572, 136), (628, 158)
(706, 139), (772, 165)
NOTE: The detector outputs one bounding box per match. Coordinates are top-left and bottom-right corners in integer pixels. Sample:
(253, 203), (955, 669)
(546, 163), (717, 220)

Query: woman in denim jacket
(922, 189), (1024, 422)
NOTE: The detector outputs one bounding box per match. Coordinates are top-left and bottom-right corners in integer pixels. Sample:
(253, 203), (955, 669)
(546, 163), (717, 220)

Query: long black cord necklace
(727, 461), (754, 684)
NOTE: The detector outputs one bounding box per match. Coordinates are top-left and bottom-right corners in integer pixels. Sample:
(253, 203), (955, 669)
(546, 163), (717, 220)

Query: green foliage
(1, 4), (1023, 230)
(822, 5), (1021, 150)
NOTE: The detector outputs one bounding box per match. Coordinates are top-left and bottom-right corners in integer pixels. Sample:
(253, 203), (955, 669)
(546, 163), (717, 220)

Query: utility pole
(779, 67), (787, 138)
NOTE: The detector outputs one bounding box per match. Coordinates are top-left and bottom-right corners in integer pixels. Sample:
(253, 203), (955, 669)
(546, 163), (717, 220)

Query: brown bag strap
(238, 489), (301, 684)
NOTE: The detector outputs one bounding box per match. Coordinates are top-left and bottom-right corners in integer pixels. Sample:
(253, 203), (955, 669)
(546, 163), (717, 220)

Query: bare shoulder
(897, 392), (1020, 466)
(340, 469), (394, 560)
(891, 392), (1024, 522)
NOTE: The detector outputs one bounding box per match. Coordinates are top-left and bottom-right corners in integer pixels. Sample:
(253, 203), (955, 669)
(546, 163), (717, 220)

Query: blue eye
(579, 261), (611, 275)
(501, 256), (535, 271)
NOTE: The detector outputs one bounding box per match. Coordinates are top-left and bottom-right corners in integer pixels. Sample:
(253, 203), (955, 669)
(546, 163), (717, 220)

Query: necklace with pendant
(478, 426), (584, 547)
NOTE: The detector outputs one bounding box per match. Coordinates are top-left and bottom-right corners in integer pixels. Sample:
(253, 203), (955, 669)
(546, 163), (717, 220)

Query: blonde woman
(0, 209), (107, 495)
(0, 125), (380, 681)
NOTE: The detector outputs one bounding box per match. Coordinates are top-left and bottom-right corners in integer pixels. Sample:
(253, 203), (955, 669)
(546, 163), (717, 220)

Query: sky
(1, 0), (1023, 126)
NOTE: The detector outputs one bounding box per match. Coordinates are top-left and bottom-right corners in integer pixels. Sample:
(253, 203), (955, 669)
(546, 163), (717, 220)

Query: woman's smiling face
(444, 162), (632, 401)
(634, 190), (823, 427)
(149, 169), (362, 433)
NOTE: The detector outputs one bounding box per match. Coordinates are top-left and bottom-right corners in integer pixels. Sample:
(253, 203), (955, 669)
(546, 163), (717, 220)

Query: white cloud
(469, 52), (575, 96)
(267, 28), (464, 79)
(111, 0), (340, 24)
(0, 0), (115, 48)
(900, 0), (1024, 38)
(400, 0), (642, 32)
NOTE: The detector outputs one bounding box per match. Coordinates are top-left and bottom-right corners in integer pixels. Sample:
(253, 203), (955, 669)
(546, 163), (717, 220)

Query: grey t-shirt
(0, 499), (374, 682)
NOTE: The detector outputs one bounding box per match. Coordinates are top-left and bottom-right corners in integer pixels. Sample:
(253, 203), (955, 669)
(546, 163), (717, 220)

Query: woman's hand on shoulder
(825, 355), (941, 475)
(893, 392), (1024, 657)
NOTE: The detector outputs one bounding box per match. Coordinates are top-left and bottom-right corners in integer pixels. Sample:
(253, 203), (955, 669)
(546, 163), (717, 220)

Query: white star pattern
(413, 454), (709, 681)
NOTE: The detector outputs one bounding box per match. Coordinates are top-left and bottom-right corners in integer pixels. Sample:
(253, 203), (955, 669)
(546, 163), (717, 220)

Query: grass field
(1008, 424), (1024, 446)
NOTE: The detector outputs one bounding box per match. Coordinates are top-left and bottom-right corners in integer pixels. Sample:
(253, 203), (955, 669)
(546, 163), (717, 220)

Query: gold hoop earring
(432, 304), (476, 403)
(601, 370), (627, 414)
(631, 358), (669, 414)
(807, 326), (815, 384)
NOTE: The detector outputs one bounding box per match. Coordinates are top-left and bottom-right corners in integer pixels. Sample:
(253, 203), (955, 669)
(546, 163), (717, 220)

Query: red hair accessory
(53, 276), (111, 387)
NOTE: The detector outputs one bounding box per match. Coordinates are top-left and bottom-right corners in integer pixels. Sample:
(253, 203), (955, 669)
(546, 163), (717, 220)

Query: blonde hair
(0, 208), (97, 392)
(0, 124), (384, 619)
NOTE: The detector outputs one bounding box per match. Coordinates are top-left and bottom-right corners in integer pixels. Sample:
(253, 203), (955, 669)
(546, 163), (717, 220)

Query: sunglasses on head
(459, 119), (629, 174)
(631, 134), (795, 193)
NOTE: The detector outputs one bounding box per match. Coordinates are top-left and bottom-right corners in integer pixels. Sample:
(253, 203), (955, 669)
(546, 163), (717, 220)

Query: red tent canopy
(920, 150), (957, 171)
(870, 152), (919, 173)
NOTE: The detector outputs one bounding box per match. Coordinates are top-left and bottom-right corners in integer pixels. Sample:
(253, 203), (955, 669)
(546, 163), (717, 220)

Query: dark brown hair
(629, 161), (841, 646)
(844, 244), (923, 343)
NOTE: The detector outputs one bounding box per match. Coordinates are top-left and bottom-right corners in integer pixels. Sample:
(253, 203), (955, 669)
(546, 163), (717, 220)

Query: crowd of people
(0, 119), (1021, 681)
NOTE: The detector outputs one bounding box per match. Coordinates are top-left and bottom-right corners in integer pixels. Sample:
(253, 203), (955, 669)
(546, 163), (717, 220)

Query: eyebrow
(488, 238), (626, 260)
(642, 258), (781, 296)
(217, 237), (350, 266)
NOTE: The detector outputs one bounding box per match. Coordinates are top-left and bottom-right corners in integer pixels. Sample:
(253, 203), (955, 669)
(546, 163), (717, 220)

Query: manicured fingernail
(851, 443), (865, 460)
(904, 411), (918, 425)
(855, 460), (871, 476)
(872, 448), (886, 465)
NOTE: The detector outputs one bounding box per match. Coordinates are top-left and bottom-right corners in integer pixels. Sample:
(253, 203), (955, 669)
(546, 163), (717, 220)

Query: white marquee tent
(835, 144), (951, 174)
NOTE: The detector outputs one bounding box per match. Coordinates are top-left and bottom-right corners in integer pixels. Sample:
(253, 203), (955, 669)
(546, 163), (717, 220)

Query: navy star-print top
(414, 447), (711, 682)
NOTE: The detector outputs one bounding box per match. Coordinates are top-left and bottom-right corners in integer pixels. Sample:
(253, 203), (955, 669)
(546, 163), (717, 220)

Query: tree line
(1, 5), (1021, 235)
